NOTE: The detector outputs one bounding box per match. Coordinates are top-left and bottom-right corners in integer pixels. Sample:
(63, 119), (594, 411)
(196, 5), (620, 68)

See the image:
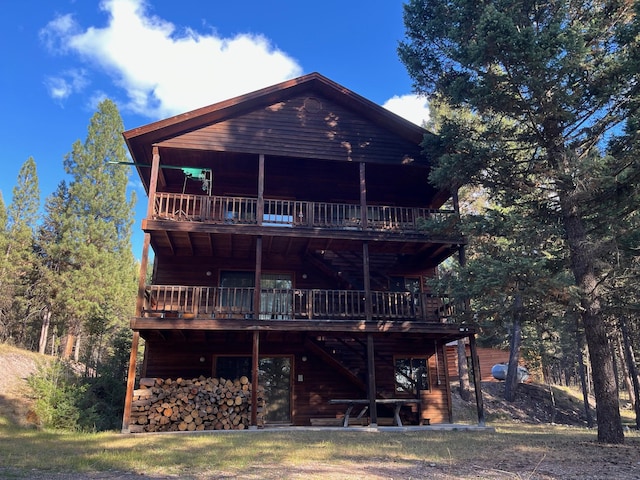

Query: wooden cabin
(121, 72), (484, 431)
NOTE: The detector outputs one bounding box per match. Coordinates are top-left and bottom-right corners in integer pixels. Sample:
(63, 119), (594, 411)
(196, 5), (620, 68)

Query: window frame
(393, 355), (431, 396)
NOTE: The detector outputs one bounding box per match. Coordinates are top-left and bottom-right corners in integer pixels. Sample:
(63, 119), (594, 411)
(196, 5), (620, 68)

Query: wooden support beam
(363, 242), (372, 321)
(147, 147), (160, 218)
(359, 162), (368, 230)
(468, 333), (486, 426)
(251, 330), (260, 428)
(257, 154), (264, 225)
(367, 333), (378, 426)
(121, 331), (140, 433)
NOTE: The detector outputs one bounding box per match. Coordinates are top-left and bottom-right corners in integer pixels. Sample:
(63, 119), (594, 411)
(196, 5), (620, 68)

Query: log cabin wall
(142, 331), (450, 426)
(159, 94), (424, 166)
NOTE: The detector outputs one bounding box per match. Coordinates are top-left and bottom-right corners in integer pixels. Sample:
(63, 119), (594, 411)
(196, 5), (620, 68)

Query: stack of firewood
(129, 376), (264, 432)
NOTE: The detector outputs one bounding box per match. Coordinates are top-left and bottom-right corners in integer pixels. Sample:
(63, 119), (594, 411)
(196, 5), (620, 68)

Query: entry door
(260, 357), (291, 423)
(215, 355), (291, 424)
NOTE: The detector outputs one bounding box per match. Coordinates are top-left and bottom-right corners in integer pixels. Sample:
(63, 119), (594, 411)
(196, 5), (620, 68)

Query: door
(215, 355), (292, 424)
(259, 357), (291, 423)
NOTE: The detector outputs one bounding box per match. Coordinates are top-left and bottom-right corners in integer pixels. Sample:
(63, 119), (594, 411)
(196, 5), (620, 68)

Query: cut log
(128, 376), (264, 432)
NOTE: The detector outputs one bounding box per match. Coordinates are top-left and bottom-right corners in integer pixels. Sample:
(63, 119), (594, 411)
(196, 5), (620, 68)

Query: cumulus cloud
(40, 0), (428, 127)
(382, 94), (430, 127)
(40, 0), (302, 118)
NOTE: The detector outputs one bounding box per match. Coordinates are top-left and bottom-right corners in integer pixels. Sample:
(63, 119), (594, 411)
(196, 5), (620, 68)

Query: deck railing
(152, 192), (457, 234)
(143, 285), (453, 322)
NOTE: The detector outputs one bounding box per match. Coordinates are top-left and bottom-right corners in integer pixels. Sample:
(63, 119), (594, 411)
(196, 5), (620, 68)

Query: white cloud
(43, 69), (88, 100)
(41, 0), (303, 118)
(382, 94), (430, 127)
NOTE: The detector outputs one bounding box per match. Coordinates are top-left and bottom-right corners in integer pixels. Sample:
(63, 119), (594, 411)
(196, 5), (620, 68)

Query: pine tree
(0, 157), (41, 345)
(53, 99), (137, 364)
(400, 0), (640, 443)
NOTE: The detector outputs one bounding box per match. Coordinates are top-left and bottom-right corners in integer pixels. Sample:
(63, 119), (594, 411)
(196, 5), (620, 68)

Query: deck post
(121, 331), (139, 433)
(367, 333), (378, 426)
(147, 146), (161, 217)
(257, 154), (264, 225)
(363, 241), (372, 321)
(359, 162), (367, 230)
(468, 333), (486, 426)
(251, 330), (260, 428)
(122, 149), (160, 433)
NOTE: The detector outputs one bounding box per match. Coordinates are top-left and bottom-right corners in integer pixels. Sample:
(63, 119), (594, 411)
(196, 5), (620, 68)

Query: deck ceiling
(142, 150), (442, 208)
(136, 322), (475, 344)
(148, 228), (458, 266)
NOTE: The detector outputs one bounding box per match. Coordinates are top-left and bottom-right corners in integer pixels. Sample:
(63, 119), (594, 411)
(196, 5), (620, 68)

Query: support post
(359, 162), (368, 229)
(367, 333), (377, 426)
(363, 241), (372, 321)
(257, 154), (264, 225)
(254, 236), (262, 319)
(121, 331), (140, 432)
(121, 148), (160, 433)
(251, 330), (260, 428)
(468, 333), (486, 426)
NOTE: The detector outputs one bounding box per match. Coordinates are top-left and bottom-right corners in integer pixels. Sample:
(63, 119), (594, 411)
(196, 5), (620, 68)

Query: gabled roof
(123, 72), (431, 167)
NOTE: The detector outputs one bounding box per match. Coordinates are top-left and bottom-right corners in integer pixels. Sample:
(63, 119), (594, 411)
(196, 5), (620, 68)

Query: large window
(260, 273), (293, 319)
(219, 272), (292, 318)
(395, 356), (429, 395)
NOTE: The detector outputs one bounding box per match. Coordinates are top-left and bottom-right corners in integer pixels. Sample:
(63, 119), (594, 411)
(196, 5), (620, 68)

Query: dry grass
(1, 418), (639, 479)
(2, 344), (640, 479)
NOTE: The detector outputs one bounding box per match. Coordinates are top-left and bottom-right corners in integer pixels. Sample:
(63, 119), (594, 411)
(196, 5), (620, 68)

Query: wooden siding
(446, 344), (510, 382)
(141, 332), (454, 425)
(158, 93), (425, 165)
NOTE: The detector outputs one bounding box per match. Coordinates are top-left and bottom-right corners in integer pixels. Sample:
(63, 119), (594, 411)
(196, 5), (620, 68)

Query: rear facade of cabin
(121, 73), (483, 431)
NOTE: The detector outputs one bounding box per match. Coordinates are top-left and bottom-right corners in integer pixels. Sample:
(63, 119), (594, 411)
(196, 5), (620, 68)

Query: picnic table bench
(328, 399), (421, 427)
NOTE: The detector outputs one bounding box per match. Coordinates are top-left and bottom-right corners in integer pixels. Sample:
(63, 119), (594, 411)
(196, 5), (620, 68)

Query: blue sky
(0, 0), (429, 257)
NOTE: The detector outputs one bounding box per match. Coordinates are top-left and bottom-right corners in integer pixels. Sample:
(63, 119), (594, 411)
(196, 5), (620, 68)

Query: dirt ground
(2, 346), (640, 479)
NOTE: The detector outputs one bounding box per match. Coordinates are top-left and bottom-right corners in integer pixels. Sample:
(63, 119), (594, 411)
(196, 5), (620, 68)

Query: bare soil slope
(0, 343), (49, 427)
(452, 380), (596, 426)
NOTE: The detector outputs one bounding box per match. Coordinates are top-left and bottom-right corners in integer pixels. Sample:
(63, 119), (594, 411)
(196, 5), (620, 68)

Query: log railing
(143, 285), (453, 322)
(152, 192), (457, 234)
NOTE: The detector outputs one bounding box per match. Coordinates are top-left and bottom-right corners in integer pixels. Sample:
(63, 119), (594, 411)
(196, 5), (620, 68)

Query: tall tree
(0, 192), (8, 340)
(400, 0), (640, 443)
(55, 99), (137, 362)
(36, 182), (72, 354)
(0, 157), (41, 345)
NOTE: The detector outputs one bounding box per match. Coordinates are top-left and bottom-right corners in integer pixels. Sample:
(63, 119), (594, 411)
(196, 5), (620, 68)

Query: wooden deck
(142, 285), (453, 323)
(152, 192), (458, 236)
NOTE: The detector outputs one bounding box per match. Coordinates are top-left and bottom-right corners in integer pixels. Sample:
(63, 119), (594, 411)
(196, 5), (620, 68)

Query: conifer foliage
(400, 0), (640, 443)
(1, 99), (137, 430)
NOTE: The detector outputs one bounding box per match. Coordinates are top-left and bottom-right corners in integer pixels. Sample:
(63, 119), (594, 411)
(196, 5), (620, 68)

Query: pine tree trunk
(576, 318), (594, 428)
(63, 334), (75, 359)
(616, 334), (634, 409)
(457, 339), (472, 401)
(504, 290), (523, 402)
(560, 189), (623, 444)
(620, 317), (640, 430)
(38, 309), (51, 355)
(74, 335), (81, 363)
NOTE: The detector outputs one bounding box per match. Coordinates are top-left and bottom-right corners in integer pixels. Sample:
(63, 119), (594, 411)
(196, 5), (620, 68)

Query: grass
(1, 415), (639, 479)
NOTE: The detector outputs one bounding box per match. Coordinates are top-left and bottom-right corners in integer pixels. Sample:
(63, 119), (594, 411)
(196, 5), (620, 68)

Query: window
(260, 273), (293, 319)
(219, 271), (293, 319)
(395, 357), (429, 395)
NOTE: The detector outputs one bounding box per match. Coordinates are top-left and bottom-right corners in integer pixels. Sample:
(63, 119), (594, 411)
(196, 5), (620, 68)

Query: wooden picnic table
(328, 398), (420, 427)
